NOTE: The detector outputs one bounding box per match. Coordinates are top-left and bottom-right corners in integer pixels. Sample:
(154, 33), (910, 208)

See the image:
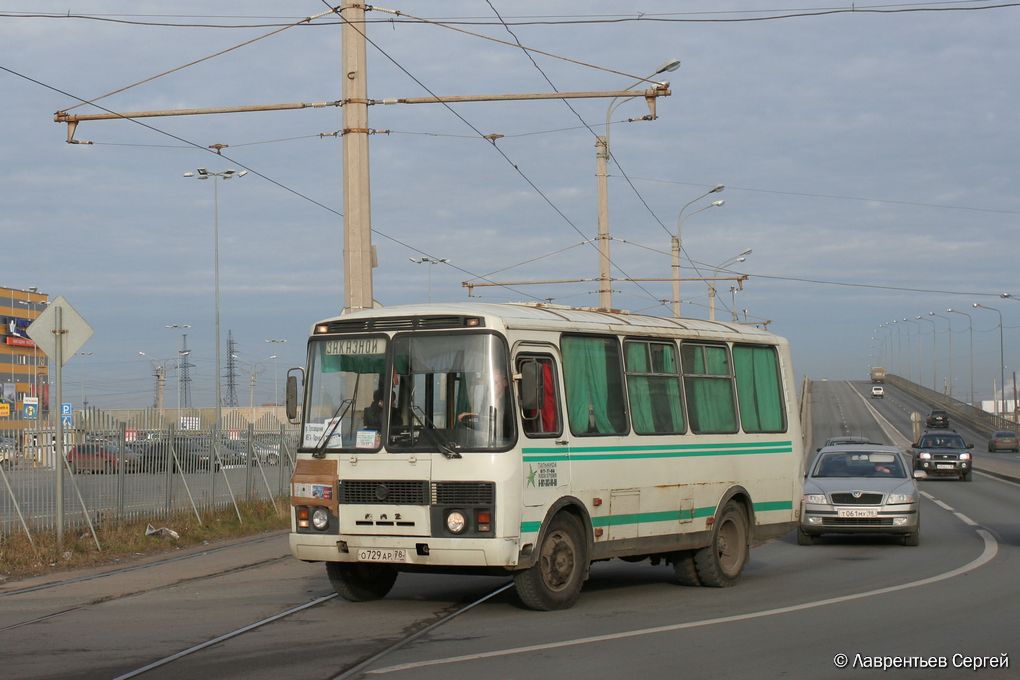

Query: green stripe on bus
(752, 500), (794, 512)
(522, 445), (793, 463)
(520, 501), (791, 534)
(523, 441), (793, 455)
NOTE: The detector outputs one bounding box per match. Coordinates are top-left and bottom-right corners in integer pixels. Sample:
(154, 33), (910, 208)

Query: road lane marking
(955, 512), (978, 526)
(367, 530), (999, 675)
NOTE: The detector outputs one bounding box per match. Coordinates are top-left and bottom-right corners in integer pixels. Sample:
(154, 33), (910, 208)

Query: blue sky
(2, 1), (1018, 407)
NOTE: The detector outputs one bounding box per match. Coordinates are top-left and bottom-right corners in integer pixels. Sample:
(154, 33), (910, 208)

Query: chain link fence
(1, 407), (298, 545)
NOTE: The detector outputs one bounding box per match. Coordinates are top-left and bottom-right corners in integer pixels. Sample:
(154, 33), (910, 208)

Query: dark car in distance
(912, 429), (973, 481)
(925, 410), (950, 429)
(987, 431), (1019, 453)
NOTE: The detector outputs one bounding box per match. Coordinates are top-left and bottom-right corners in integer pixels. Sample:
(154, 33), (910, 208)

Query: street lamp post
(672, 186), (724, 318)
(596, 58), (681, 310)
(708, 249), (751, 321)
(946, 308), (973, 405)
(901, 318), (921, 384)
(916, 315), (937, 391)
(890, 320), (902, 377)
(265, 338), (287, 406)
(929, 312), (952, 396)
(184, 168), (247, 430)
(408, 257), (448, 303)
(974, 303), (1005, 416)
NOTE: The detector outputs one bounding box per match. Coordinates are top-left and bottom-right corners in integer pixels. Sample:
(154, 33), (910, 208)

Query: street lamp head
(973, 303), (980, 309)
(183, 172), (194, 177)
(710, 184), (725, 193)
(1001, 293), (1012, 299)
(237, 170), (248, 177)
(655, 58), (682, 75)
(710, 200), (725, 207)
(196, 168), (208, 176)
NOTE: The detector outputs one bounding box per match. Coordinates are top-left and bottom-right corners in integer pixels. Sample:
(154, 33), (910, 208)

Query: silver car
(800, 445), (923, 546)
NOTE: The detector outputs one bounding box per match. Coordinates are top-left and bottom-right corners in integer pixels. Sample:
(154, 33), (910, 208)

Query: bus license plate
(357, 548), (407, 563)
(837, 508), (877, 518)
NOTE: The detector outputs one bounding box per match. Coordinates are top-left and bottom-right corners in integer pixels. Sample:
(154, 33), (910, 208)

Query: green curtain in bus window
(562, 336), (627, 435)
(626, 341), (684, 435)
(733, 345), (786, 433)
(682, 344), (738, 434)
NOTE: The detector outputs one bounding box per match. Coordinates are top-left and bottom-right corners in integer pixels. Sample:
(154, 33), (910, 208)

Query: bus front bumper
(289, 532), (523, 568)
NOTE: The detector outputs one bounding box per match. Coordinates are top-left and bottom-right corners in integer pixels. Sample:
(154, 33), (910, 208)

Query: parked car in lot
(800, 444), (922, 546)
(987, 430), (1019, 453)
(871, 386), (884, 398)
(66, 443), (139, 474)
(925, 409), (949, 428)
(1, 434), (19, 469)
(912, 429), (973, 480)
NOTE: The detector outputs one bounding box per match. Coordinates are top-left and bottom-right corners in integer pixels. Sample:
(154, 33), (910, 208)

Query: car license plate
(936, 464), (955, 470)
(357, 548), (407, 563)
(837, 508), (878, 518)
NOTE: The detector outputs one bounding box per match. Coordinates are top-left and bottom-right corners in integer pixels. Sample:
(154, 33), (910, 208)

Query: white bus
(287, 303), (803, 610)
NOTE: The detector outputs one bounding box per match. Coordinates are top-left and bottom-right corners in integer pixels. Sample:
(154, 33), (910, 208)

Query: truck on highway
(870, 367), (886, 383)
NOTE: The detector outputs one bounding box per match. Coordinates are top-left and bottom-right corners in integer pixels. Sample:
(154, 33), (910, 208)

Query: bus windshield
(302, 336), (387, 451)
(389, 332), (513, 452)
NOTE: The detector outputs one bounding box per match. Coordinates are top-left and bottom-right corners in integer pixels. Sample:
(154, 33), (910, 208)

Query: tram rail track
(106, 580), (514, 680)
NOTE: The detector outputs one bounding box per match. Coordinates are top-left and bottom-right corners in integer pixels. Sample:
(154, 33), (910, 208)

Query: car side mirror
(966, 443), (973, 449)
(815, 447), (821, 453)
(286, 368), (304, 423)
(913, 469), (927, 480)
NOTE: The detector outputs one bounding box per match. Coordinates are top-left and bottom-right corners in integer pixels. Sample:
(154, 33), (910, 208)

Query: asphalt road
(2, 379), (1017, 679)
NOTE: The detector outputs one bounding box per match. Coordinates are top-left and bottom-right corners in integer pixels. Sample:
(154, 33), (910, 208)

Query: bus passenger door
(516, 352), (568, 509)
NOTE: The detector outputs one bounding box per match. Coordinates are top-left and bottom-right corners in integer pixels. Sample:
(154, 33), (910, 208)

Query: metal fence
(0, 407), (299, 544)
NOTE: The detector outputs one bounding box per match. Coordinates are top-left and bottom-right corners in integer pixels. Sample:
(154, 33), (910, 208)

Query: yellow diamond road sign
(26, 295), (93, 365)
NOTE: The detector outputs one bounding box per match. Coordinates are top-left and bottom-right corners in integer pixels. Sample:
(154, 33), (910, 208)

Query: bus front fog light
(311, 506), (330, 531)
(446, 510), (467, 534)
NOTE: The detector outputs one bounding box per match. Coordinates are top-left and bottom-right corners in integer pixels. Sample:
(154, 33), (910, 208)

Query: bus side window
(517, 355), (561, 437)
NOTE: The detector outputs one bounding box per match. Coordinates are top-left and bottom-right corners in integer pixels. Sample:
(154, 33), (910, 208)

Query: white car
(871, 385), (884, 398)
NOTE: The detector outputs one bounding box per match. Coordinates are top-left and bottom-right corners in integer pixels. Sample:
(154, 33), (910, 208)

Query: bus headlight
(311, 506), (331, 531)
(446, 510), (467, 534)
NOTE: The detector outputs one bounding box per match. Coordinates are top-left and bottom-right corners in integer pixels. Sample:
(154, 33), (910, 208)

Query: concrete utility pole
(341, 3), (375, 313)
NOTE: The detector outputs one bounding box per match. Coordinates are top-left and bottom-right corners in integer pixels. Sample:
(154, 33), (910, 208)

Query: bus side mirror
(286, 368), (304, 423)
(519, 361), (544, 412)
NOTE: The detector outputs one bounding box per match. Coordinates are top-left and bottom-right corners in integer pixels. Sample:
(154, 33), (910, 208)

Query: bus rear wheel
(670, 550), (701, 586)
(694, 501), (749, 587)
(514, 513), (587, 610)
(326, 562), (398, 602)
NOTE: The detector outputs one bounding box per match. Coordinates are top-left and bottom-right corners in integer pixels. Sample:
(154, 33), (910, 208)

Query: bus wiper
(312, 398), (354, 458)
(409, 404), (462, 459)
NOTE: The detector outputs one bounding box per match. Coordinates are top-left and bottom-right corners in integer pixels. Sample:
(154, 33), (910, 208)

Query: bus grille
(830, 492), (883, 505)
(339, 480), (429, 505)
(431, 482), (495, 505)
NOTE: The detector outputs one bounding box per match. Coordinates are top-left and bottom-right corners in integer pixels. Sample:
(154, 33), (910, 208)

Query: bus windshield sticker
(356, 430), (380, 449)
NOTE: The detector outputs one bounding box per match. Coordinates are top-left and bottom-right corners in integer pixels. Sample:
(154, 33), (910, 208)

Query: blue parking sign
(61, 414), (73, 427)
(61, 402), (73, 416)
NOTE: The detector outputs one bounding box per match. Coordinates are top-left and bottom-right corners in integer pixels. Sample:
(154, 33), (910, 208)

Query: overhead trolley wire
(1, 63), (544, 304)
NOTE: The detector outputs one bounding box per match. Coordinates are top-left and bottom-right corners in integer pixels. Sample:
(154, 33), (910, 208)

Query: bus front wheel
(326, 562), (398, 602)
(514, 513), (587, 610)
(694, 501), (749, 587)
